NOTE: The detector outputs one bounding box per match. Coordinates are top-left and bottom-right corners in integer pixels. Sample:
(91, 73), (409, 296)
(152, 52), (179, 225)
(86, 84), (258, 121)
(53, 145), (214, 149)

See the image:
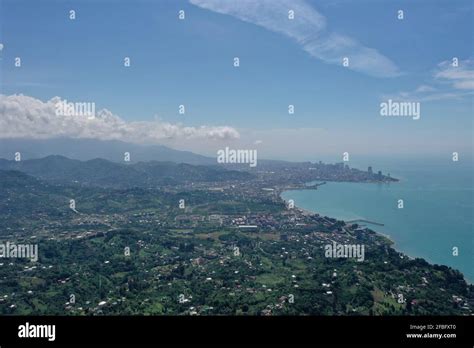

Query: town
(0, 158), (470, 316)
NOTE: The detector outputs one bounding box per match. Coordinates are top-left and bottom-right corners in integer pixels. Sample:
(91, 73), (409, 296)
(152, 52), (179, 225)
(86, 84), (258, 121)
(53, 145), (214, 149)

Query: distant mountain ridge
(0, 155), (253, 188)
(0, 138), (215, 165)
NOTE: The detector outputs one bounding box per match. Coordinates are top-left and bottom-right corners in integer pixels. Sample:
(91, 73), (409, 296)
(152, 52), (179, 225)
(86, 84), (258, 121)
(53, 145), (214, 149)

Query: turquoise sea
(281, 157), (474, 282)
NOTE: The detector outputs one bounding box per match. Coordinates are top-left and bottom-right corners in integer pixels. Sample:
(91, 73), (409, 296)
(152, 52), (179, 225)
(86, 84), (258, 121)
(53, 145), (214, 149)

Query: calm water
(282, 157), (474, 282)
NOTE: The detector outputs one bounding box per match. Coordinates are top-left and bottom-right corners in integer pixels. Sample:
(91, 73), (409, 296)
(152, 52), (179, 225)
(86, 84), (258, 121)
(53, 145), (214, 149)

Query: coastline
(280, 192), (472, 285)
(290, 201), (397, 245)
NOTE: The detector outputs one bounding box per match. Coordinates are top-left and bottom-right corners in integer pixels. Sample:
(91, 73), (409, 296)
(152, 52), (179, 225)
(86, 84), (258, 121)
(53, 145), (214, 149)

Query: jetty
(345, 219), (384, 227)
(307, 181), (326, 189)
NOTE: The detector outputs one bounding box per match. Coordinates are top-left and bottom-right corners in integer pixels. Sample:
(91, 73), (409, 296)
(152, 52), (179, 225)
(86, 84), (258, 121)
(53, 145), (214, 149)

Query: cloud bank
(190, 0), (399, 77)
(0, 94), (240, 143)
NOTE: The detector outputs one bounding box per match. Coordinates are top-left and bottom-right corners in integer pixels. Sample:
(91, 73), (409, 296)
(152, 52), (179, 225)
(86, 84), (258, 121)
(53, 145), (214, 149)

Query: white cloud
(435, 59), (474, 90)
(384, 59), (474, 102)
(415, 85), (436, 93)
(0, 94), (240, 143)
(190, 0), (399, 77)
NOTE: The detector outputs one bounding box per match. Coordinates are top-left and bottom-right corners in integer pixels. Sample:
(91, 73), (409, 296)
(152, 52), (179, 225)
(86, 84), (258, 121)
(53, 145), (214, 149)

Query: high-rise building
(368, 166), (373, 175)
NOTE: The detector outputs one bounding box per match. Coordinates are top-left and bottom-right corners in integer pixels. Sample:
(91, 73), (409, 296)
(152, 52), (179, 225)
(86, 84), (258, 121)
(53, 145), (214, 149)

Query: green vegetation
(0, 161), (472, 316)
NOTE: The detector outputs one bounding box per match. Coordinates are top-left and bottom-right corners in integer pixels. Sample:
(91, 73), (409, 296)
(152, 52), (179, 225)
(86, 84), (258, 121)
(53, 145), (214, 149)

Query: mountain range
(0, 138), (215, 165)
(0, 155), (252, 188)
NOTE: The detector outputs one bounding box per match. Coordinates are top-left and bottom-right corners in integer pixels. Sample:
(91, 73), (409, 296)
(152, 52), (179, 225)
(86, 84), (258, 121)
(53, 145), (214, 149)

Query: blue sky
(0, 0), (473, 160)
